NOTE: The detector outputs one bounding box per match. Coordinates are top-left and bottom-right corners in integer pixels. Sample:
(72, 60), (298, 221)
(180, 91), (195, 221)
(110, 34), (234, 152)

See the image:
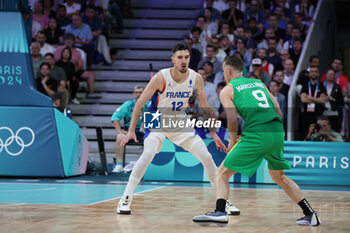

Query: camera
(314, 123), (322, 131)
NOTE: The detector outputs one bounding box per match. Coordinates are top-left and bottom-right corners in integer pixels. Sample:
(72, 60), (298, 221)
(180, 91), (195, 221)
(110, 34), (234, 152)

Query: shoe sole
(117, 210), (131, 215)
(228, 210), (240, 215)
(193, 220), (228, 227)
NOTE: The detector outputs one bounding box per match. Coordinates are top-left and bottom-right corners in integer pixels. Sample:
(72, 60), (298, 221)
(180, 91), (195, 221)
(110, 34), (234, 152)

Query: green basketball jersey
(228, 77), (282, 131)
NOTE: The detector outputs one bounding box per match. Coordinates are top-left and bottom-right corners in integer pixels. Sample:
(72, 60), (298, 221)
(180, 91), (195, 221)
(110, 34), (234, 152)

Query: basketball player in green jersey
(193, 56), (321, 226)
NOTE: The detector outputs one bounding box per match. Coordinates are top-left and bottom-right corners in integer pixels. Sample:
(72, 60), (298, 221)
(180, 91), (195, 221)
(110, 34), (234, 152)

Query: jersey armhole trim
(160, 76), (166, 93)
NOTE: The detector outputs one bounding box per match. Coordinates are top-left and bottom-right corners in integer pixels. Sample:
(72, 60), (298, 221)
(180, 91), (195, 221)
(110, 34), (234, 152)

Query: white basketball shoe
(117, 195), (132, 214)
(226, 200), (240, 215)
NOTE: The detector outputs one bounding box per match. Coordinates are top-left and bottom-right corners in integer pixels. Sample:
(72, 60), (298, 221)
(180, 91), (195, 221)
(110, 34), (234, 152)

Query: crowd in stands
(29, 0), (129, 110)
(185, 0), (349, 141)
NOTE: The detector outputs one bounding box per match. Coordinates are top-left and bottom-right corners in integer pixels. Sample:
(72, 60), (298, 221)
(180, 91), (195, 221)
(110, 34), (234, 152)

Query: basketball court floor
(0, 176), (349, 233)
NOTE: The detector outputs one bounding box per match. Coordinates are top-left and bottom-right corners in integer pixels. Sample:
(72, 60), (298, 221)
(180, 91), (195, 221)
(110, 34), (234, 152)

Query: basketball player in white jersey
(117, 44), (240, 215)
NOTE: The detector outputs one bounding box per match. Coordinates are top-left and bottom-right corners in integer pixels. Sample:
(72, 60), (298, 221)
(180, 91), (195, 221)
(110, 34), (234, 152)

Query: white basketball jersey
(157, 68), (196, 113)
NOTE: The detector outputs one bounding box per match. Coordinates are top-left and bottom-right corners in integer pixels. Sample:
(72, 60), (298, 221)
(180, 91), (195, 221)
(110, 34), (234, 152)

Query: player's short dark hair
(172, 44), (191, 56)
(224, 55), (244, 73)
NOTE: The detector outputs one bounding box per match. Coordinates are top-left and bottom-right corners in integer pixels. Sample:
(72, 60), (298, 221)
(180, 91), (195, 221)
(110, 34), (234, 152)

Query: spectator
(208, 81), (226, 117)
(283, 58), (295, 86)
(64, 0), (81, 17)
(269, 80), (286, 121)
(32, 20), (42, 42)
(264, 13), (286, 42)
(230, 37), (252, 68)
(210, 37), (226, 62)
(107, 0), (125, 34)
(33, 1), (49, 29)
(300, 67), (327, 139)
(245, 28), (257, 56)
(184, 37), (201, 71)
(275, 49), (290, 70)
(298, 55), (320, 86)
(247, 17), (262, 42)
(202, 61), (216, 85)
(42, 0), (56, 18)
(267, 37), (282, 69)
(250, 48), (274, 76)
(198, 67), (216, 100)
(199, 0), (221, 22)
(218, 35), (231, 57)
(294, 0), (315, 22)
(35, 62), (58, 99)
(273, 6), (289, 30)
(190, 26), (204, 54)
(203, 8), (218, 38)
(323, 68), (345, 132)
(65, 13), (95, 67)
(257, 28), (283, 53)
(221, 0), (244, 29)
(31, 42), (44, 76)
(110, 86), (148, 173)
(283, 27), (302, 50)
(293, 12), (307, 36)
(284, 21), (294, 41)
(305, 116), (343, 142)
(321, 58), (349, 96)
(243, 0), (266, 28)
(55, 47), (80, 104)
(54, 33), (97, 97)
(56, 5), (72, 31)
(288, 37), (303, 65)
(195, 15), (210, 47)
(234, 25), (245, 38)
(44, 17), (64, 46)
(273, 69), (290, 99)
(82, 5), (112, 65)
(245, 58), (271, 86)
(36, 31), (56, 56)
(217, 21), (234, 43)
(41, 53), (69, 110)
(197, 45), (223, 74)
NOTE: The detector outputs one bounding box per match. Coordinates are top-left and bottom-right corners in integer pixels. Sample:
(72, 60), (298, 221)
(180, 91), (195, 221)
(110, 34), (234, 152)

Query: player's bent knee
(215, 166), (233, 180)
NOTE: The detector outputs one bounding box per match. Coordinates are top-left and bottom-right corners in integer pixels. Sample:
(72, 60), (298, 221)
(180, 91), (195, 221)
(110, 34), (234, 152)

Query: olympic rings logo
(0, 127), (35, 156)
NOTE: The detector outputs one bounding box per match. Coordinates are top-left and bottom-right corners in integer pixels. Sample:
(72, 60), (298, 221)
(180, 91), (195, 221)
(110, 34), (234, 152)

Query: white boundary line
(88, 186), (165, 205)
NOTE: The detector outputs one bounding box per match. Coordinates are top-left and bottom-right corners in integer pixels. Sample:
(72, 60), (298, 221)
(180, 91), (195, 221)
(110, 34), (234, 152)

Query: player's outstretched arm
(219, 85), (238, 153)
(195, 74), (226, 152)
(121, 73), (164, 146)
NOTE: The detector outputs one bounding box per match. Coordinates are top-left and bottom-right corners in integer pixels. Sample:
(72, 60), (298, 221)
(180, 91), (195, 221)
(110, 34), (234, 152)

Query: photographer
(305, 116), (343, 142)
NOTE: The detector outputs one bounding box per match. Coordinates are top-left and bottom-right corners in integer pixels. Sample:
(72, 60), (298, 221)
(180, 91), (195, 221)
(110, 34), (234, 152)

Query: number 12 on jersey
(171, 101), (183, 111)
